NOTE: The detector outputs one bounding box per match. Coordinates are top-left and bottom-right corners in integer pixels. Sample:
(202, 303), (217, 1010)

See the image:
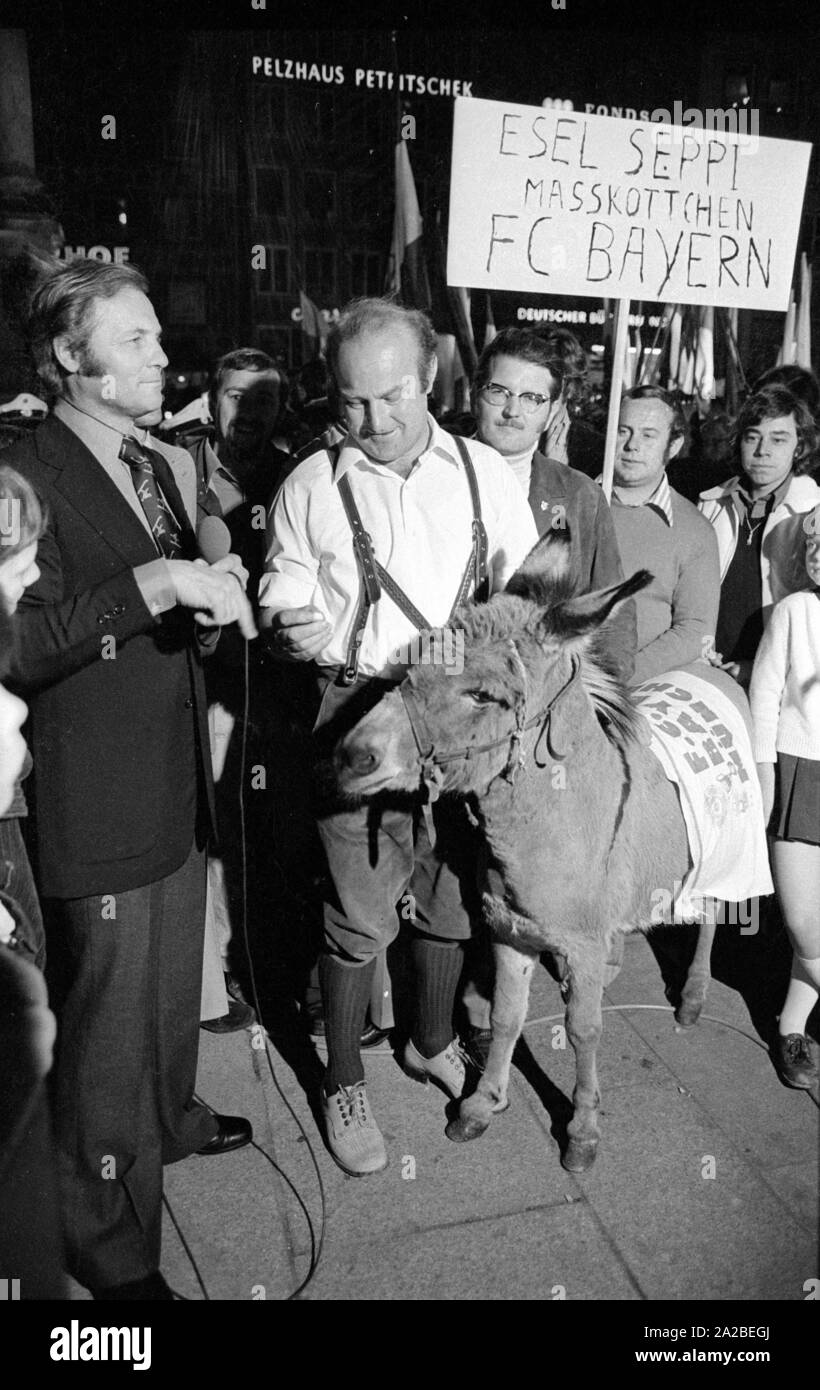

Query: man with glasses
(472, 328), (632, 670)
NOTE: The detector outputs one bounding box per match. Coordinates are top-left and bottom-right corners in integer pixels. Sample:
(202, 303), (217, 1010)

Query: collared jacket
(698, 472), (820, 620)
(4, 415), (216, 899)
(527, 451), (636, 682)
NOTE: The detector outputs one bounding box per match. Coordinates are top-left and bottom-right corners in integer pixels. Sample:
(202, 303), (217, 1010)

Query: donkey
(331, 532), (748, 1173)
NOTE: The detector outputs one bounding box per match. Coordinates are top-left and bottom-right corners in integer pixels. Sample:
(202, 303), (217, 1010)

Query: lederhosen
(309, 435), (491, 988)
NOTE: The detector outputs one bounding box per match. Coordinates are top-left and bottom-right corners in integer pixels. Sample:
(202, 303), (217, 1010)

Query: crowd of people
(0, 257), (818, 1298)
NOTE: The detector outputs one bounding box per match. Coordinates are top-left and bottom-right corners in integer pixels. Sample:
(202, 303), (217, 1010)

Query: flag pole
(601, 297), (629, 504)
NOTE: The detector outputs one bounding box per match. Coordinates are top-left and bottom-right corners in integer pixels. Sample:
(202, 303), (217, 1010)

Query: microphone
(196, 514), (232, 564)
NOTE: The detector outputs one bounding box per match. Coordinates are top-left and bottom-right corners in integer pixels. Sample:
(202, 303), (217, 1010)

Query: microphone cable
(167, 630), (328, 1301)
(235, 635), (328, 1300)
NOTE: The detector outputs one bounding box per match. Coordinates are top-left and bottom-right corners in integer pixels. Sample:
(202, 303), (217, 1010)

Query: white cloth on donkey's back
(635, 667), (774, 919)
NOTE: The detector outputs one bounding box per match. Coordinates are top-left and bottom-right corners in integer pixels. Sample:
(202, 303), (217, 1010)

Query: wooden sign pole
(601, 297), (630, 503)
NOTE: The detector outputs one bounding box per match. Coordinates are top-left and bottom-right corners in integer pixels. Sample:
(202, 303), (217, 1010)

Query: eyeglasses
(480, 383), (551, 414)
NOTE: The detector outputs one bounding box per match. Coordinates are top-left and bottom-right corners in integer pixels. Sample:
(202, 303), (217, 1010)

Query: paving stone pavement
(66, 926), (818, 1303)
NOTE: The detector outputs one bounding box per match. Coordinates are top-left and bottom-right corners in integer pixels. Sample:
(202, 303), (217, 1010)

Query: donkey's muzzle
(337, 736), (383, 778)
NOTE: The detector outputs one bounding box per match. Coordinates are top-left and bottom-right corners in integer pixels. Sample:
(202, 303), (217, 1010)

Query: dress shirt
(53, 400), (177, 617)
(198, 437), (245, 517)
(259, 415), (538, 677)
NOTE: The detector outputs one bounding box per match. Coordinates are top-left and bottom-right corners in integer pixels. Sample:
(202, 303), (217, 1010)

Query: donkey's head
(333, 530), (651, 802)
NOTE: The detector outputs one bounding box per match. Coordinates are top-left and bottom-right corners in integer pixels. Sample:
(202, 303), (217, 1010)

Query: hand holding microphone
(167, 517), (258, 639)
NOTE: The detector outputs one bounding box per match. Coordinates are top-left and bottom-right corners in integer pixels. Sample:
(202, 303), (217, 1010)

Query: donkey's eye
(464, 689), (497, 707)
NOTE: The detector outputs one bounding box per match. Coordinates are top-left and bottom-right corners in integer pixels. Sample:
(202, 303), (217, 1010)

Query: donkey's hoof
(675, 998), (704, 1028)
(561, 1139), (598, 1172)
(445, 1112), (490, 1143)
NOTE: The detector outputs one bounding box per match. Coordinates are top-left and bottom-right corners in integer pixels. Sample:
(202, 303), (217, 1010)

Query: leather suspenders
(334, 433), (489, 684)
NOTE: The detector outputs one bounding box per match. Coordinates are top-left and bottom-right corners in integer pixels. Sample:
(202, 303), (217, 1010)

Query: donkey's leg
(563, 955), (605, 1173)
(676, 907), (717, 1027)
(446, 941), (537, 1143)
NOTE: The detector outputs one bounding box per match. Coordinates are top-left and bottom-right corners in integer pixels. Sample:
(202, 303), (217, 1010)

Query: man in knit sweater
(609, 386), (720, 686)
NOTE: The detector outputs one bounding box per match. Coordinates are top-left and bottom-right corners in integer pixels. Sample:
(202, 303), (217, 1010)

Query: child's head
(803, 504), (820, 589)
(0, 465), (45, 613)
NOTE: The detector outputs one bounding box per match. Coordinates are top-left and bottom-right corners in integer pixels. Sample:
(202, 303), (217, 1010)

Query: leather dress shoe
(361, 1020), (392, 1049)
(93, 1271), (175, 1300)
(196, 1113), (253, 1155)
(201, 997), (256, 1033)
(774, 1032), (818, 1090)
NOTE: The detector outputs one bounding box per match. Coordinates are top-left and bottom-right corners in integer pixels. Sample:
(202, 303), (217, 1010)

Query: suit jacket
(528, 451), (637, 683)
(5, 416), (216, 899)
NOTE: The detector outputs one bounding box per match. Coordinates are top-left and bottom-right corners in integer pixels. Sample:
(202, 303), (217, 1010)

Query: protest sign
(447, 98), (811, 311)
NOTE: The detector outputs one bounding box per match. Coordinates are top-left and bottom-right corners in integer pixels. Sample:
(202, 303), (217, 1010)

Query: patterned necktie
(119, 435), (184, 558)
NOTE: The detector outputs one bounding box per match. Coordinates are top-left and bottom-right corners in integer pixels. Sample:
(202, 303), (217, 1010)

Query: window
(254, 166), (289, 219)
(167, 280), (206, 326)
(350, 250), (383, 298)
(305, 248), (336, 303)
(313, 93), (337, 144)
(304, 170), (336, 225)
(268, 245), (290, 294)
(345, 173), (372, 228)
(251, 85), (288, 162)
(251, 245), (290, 297)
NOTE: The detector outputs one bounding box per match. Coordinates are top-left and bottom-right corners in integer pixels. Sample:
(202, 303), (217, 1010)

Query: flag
(795, 252), (812, 368)
(386, 139), (431, 310)
(723, 307), (742, 415)
(449, 284), (477, 376)
(666, 305), (683, 389)
(694, 306), (715, 400)
(428, 213), (476, 378)
(299, 290), (327, 360)
(434, 333), (459, 411)
(777, 292), (796, 367)
(624, 304), (642, 390)
(484, 292), (497, 350)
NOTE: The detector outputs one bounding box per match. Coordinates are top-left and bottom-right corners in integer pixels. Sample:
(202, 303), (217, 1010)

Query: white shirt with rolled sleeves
(259, 416), (539, 678)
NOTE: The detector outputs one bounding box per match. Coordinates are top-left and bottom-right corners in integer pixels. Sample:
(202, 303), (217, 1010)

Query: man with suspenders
(259, 298), (537, 1176)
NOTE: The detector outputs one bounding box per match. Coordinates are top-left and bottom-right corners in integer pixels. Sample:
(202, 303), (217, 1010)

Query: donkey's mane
(578, 644), (644, 750)
(452, 592), (643, 752)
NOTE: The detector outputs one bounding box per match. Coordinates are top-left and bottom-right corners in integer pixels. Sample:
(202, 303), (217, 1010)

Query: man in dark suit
(5, 259), (257, 1300)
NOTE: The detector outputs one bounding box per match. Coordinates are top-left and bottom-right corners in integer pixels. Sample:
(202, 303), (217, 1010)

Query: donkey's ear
(542, 568), (652, 648)
(505, 527), (576, 606)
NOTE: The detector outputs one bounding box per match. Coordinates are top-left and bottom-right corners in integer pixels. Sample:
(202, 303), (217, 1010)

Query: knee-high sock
(319, 954), (375, 1094)
(411, 935), (464, 1059)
